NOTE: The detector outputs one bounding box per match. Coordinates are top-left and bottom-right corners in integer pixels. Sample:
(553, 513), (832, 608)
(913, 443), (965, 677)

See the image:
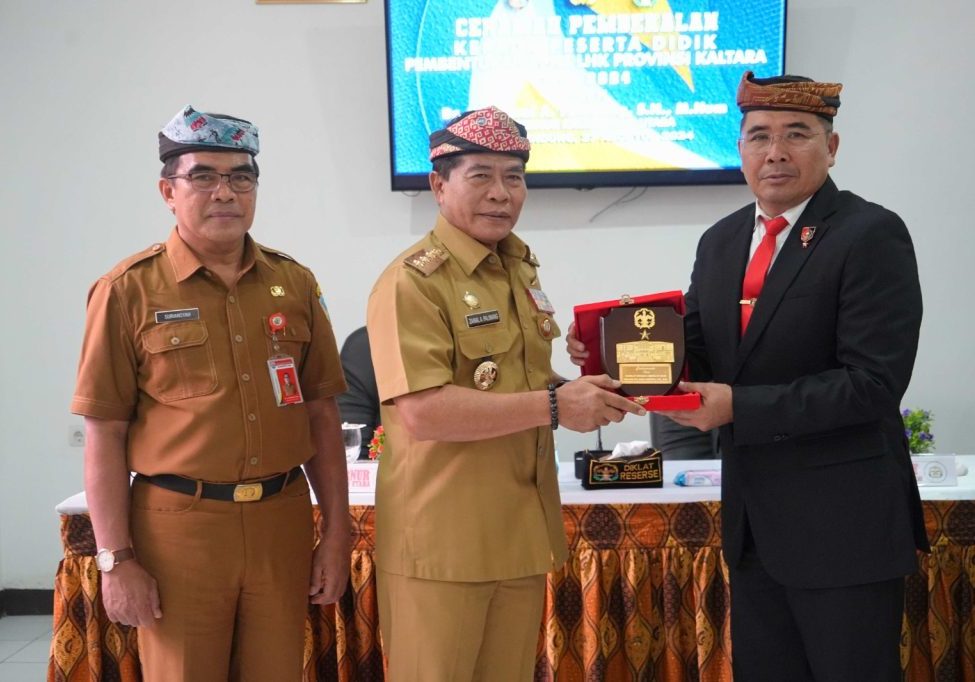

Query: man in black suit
(336, 326), (380, 460)
(657, 72), (928, 680)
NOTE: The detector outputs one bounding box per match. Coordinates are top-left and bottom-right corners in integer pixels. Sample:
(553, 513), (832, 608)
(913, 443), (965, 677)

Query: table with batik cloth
(49, 456), (975, 681)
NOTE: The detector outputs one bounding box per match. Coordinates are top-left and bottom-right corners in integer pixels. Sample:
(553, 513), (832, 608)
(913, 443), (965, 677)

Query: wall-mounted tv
(384, 0), (787, 191)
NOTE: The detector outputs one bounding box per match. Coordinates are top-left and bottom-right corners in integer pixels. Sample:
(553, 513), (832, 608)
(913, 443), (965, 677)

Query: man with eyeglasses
(71, 105), (351, 681)
(658, 72), (927, 680)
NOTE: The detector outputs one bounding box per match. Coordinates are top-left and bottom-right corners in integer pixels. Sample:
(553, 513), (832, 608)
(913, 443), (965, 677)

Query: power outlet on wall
(68, 425), (85, 447)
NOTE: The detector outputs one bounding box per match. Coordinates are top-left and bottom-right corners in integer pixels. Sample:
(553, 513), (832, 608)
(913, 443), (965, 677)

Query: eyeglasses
(739, 131), (828, 155)
(166, 171), (259, 193)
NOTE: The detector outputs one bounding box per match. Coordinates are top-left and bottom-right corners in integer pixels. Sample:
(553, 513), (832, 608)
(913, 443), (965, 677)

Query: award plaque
(573, 291), (701, 411)
(600, 305), (685, 398)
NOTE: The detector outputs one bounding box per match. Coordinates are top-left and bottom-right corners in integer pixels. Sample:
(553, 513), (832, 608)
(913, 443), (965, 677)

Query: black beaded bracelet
(547, 383), (560, 431)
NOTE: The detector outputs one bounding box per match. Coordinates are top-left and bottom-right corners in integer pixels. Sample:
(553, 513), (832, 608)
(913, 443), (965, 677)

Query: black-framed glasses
(166, 171), (259, 193)
(739, 131), (828, 155)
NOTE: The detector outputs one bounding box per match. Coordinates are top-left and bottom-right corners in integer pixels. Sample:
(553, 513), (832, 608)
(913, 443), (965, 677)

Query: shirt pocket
(457, 326), (515, 360)
(266, 320), (312, 362)
(141, 321), (218, 402)
(456, 327), (515, 390)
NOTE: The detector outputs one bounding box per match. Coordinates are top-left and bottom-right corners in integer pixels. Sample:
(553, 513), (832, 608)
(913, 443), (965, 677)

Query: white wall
(1, 0), (971, 589)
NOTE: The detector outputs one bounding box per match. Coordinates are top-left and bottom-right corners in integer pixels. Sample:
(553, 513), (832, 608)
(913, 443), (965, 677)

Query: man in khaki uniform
(71, 106), (350, 681)
(367, 106), (646, 680)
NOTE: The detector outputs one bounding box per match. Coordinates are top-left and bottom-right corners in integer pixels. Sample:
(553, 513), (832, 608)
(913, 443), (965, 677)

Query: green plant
(902, 408), (935, 454)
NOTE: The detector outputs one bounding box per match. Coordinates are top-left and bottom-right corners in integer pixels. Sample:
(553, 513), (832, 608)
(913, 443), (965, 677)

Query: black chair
(650, 413), (720, 460)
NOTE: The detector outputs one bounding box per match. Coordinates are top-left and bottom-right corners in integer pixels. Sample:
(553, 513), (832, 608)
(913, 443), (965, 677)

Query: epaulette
(106, 242), (166, 280)
(404, 247), (449, 276)
(524, 249), (540, 267)
(258, 245), (297, 262)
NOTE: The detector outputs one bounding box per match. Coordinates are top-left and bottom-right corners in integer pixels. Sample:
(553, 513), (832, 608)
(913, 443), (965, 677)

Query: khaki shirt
(367, 216), (569, 582)
(71, 228), (347, 481)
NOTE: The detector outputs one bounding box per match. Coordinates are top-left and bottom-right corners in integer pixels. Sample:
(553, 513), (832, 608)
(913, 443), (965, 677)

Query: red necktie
(740, 215), (789, 335)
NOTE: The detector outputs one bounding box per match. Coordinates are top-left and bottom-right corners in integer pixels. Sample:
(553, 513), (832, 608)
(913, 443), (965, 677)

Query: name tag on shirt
(155, 308), (200, 323)
(466, 310), (501, 328)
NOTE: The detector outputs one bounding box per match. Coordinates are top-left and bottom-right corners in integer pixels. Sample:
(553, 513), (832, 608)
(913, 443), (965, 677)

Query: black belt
(135, 466), (304, 503)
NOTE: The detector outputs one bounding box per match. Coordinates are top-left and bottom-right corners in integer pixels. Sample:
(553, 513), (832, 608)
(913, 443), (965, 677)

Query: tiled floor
(0, 615), (52, 681)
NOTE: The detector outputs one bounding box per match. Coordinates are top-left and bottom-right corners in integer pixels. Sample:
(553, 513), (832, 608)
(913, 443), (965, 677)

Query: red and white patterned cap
(429, 106), (530, 162)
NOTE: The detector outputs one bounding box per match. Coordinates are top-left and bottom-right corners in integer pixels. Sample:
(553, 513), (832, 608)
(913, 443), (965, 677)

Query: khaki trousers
(130, 475), (314, 682)
(378, 569), (546, 682)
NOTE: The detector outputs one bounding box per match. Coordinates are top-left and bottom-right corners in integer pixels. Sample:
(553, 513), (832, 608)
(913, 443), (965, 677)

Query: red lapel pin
(800, 226), (817, 249)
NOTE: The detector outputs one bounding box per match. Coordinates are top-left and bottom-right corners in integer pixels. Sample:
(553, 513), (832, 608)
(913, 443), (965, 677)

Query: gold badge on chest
(473, 360), (499, 390)
(538, 316), (554, 339)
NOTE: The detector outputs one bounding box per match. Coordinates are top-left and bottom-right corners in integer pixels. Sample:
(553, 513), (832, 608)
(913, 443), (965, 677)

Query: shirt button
(242, 373), (250, 381)
(249, 457), (258, 465)
(247, 413), (257, 422)
(170, 337), (181, 345)
(235, 335), (244, 343)
(228, 295), (236, 304)
(528, 368), (533, 374)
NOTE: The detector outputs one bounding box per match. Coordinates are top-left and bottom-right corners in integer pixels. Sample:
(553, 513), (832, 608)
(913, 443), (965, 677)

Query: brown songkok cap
(737, 71), (842, 121)
(429, 106), (531, 162)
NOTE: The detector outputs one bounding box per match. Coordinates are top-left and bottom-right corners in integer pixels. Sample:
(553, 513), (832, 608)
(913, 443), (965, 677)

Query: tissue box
(574, 449), (610, 479)
(581, 448), (663, 489)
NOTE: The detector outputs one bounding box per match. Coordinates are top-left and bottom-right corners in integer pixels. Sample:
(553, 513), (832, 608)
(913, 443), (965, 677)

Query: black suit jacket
(684, 177), (928, 589)
(336, 326), (380, 460)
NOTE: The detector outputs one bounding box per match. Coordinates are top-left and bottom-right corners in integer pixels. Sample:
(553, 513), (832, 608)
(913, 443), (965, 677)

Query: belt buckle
(233, 482), (263, 503)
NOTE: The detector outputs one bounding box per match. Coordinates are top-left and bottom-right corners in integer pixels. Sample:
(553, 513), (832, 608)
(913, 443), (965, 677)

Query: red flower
(368, 425), (385, 460)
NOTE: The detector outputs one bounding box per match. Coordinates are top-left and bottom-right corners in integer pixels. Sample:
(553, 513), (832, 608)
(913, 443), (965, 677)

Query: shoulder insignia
(404, 247), (449, 276)
(107, 243), (166, 280)
(258, 244), (297, 262)
(524, 250), (540, 267)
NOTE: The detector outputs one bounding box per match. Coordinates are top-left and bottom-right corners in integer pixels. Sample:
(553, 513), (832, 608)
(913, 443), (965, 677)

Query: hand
(656, 381), (733, 431)
(309, 534), (351, 605)
(565, 322), (589, 367)
(557, 374), (646, 432)
(100, 561), (162, 628)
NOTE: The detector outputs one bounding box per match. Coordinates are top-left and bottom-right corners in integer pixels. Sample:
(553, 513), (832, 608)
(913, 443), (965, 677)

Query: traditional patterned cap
(737, 71), (842, 120)
(158, 105), (260, 161)
(429, 106), (531, 162)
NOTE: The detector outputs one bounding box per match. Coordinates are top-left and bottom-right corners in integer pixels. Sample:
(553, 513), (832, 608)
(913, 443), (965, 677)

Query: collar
(431, 215), (532, 277)
(165, 227), (268, 283)
(752, 195), (813, 234)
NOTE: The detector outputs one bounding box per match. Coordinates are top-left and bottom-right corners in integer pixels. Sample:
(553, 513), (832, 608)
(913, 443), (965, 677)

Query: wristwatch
(95, 547), (135, 572)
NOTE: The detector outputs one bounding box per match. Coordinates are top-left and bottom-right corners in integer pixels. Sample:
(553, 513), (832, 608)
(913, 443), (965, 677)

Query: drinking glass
(342, 424), (363, 463)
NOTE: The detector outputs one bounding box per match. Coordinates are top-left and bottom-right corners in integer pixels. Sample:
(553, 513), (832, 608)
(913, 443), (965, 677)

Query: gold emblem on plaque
(270, 286), (285, 297)
(633, 308), (656, 339)
(473, 360), (499, 390)
(463, 292), (481, 309)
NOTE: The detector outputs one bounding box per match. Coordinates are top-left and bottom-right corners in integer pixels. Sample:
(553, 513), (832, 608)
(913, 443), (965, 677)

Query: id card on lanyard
(266, 312), (304, 406)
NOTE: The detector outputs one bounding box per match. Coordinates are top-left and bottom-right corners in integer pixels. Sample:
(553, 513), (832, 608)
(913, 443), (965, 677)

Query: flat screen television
(384, 0), (787, 190)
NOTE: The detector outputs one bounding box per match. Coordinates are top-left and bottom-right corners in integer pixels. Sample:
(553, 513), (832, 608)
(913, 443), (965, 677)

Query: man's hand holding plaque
(571, 291), (701, 411)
